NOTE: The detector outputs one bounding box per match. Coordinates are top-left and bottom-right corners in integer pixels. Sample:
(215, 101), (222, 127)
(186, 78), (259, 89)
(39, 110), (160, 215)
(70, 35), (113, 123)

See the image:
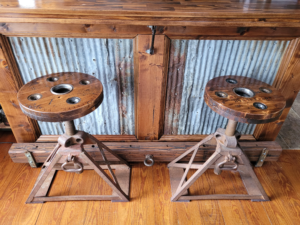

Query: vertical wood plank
(36, 171), (75, 225)
(84, 170), (112, 225)
(214, 171), (249, 225)
(59, 170), (95, 225)
(254, 38), (300, 141)
(255, 162), (297, 224)
(153, 163), (178, 224)
(193, 170), (225, 224)
(230, 172), (271, 225)
(134, 35), (170, 140)
(0, 35), (40, 142)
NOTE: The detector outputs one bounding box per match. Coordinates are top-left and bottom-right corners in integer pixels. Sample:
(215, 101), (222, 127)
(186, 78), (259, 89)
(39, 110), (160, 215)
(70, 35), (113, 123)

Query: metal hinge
(255, 148), (269, 167)
(24, 151), (37, 168)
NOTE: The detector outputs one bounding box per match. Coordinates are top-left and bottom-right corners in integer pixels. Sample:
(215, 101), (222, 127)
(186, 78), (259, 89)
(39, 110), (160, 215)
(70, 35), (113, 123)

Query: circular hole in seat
(233, 87), (255, 98)
(226, 78), (238, 84)
(51, 84), (73, 95)
(79, 80), (90, 85)
(253, 102), (267, 110)
(47, 77), (59, 82)
(76, 138), (82, 142)
(27, 94), (42, 101)
(259, 87), (272, 94)
(215, 91), (228, 98)
(66, 97), (81, 104)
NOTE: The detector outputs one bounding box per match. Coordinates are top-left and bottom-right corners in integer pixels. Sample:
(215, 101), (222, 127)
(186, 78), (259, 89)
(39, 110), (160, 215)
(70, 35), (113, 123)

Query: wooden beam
(134, 35), (170, 140)
(254, 38), (300, 141)
(0, 35), (40, 142)
(1, 23), (300, 39)
(9, 141), (282, 164)
(159, 135), (255, 142)
(37, 135), (137, 143)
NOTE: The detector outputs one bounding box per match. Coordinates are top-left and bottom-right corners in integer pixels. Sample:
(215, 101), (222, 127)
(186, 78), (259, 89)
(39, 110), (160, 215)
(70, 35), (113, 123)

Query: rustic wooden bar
(1, 1), (300, 157)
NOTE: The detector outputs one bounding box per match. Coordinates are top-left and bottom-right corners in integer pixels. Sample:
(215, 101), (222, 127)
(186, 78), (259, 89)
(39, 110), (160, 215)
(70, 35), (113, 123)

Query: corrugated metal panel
(165, 40), (290, 135)
(9, 37), (134, 135)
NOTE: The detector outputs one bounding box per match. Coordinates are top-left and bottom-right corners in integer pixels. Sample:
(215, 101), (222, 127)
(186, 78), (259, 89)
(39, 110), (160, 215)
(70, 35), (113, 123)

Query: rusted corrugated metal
(165, 40), (290, 135)
(9, 37), (134, 135)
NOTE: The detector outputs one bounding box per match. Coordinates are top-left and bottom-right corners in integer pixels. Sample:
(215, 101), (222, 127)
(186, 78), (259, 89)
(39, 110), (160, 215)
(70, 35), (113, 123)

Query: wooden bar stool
(18, 72), (131, 203)
(168, 75), (286, 202)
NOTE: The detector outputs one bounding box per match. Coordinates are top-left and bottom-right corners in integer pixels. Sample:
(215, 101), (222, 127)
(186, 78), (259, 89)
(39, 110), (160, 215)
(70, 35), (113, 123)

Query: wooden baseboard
(159, 134), (256, 142)
(37, 135), (138, 142)
(9, 141), (282, 164)
(37, 134), (256, 143)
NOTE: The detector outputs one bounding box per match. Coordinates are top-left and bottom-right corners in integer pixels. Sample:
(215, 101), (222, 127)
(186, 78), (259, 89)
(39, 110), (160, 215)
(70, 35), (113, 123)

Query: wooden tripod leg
(239, 153), (269, 201)
(26, 149), (63, 203)
(81, 151), (129, 202)
(171, 151), (221, 202)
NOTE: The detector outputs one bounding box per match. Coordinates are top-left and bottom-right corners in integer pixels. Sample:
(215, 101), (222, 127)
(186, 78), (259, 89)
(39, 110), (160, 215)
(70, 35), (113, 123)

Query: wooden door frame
(1, 24), (300, 143)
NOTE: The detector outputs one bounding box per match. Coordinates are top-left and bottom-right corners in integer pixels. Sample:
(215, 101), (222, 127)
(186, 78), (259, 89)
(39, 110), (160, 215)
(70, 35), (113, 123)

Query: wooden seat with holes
(168, 75), (286, 202)
(17, 72), (131, 203)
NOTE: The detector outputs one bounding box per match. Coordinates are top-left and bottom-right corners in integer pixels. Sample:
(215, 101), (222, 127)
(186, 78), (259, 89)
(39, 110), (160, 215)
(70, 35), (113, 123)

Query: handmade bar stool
(18, 72), (131, 203)
(168, 75), (286, 202)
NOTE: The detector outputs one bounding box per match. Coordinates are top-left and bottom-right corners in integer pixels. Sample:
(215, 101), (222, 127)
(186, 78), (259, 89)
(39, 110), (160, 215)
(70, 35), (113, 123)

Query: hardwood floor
(0, 131), (300, 225)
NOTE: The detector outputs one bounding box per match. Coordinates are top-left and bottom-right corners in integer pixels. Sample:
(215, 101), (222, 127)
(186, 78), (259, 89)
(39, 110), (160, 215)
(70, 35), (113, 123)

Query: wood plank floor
(1, 131), (300, 225)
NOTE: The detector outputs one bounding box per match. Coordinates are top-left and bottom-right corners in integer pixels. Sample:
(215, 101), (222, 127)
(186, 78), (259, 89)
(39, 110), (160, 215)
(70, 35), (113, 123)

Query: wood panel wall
(0, 23), (300, 143)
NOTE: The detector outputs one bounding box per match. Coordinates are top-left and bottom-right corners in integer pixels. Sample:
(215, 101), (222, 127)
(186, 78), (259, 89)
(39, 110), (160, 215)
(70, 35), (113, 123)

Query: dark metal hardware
(146, 26), (157, 55)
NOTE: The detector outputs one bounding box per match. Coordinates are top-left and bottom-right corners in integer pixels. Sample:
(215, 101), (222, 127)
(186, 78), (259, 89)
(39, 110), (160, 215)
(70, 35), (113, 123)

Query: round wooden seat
(17, 72), (103, 122)
(204, 75), (286, 124)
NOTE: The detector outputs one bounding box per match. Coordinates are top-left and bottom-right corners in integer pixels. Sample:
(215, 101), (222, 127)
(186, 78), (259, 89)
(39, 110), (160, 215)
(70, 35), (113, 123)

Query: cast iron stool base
(168, 122), (269, 202)
(26, 121), (131, 204)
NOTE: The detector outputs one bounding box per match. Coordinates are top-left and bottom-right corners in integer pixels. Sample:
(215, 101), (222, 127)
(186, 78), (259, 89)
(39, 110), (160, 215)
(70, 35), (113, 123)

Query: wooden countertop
(0, 0), (300, 26)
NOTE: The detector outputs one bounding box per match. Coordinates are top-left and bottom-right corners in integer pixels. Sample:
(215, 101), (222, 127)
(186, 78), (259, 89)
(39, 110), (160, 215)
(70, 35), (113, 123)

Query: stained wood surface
(1, 0), (300, 28)
(9, 141), (282, 163)
(2, 23), (300, 40)
(134, 35), (170, 140)
(0, 132), (300, 224)
(0, 35), (40, 143)
(37, 135), (138, 142)
(17, 72), (103, 122)
(254, 38), (300, 141)
(205, 75), (286, 124)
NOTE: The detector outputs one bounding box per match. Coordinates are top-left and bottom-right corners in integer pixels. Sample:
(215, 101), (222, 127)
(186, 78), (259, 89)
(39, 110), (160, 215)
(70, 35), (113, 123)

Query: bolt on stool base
(26, 121), (131, 204)
(168, 122), (269, 202)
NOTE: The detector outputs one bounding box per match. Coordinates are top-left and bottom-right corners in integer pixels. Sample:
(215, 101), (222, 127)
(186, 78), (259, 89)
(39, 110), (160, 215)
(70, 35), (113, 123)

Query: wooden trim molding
(1, 23), (300, 40)
(159, 135), (256, 142)
(254, 38), (300, 141)
(37, 135), (138, 143)
(0, 35), (40, 142)
(134, 35), (170, 140)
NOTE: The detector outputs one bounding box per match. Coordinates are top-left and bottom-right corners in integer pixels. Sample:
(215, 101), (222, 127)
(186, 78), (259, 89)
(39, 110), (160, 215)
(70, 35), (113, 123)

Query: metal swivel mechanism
(18, 72), (131, 203)
(168, 75), (286, 202)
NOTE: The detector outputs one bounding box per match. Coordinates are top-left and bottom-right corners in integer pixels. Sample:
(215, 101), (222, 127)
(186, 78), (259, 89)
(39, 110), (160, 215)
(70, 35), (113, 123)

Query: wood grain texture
(37, 135), (137, 142)
(254, 38), (300, 141)
(1, 132), (300, 224)
(134, 35), (170, 140)
(0, 35), (40, 142)
(17, 72), (103, 122)
(2, 23), (300, 39)
(9, 141), (282, 163)
(1, 0), (300, 28)
(205, 75), (286, 124)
